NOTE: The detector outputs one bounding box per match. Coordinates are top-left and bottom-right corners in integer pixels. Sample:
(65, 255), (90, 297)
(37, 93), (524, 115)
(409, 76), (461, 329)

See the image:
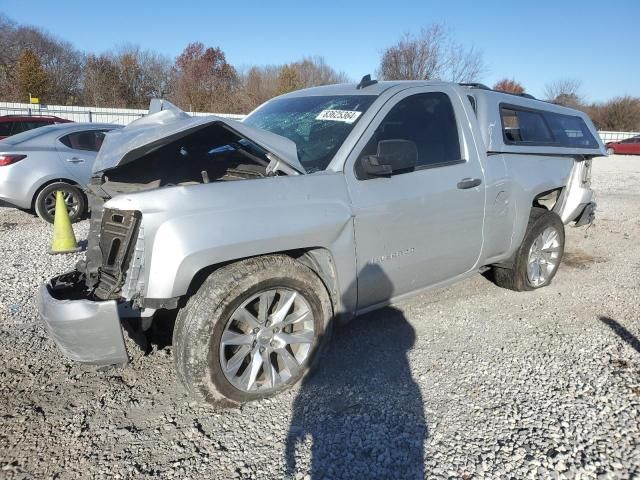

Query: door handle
(457, 178), (482, 189)
(66, 157), (85, 163)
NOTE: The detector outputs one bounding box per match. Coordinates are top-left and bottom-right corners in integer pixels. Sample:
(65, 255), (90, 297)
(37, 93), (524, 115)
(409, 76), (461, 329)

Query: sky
(1, 0), (638, 102)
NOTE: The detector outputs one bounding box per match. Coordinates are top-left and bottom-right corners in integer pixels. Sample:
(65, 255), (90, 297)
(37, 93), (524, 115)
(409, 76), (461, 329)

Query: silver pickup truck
(38, 78), (603, 404)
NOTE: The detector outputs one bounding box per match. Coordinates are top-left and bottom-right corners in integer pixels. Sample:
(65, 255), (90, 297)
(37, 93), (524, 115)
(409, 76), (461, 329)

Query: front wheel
(606, 147), (615, 156)
(173, 255), (333, 405)
(492, 208), (565, 291)
(34, 182), (87, 224)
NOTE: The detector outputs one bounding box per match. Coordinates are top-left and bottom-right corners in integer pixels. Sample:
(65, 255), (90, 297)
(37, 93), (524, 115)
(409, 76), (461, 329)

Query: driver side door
(345, 87), (485, 310)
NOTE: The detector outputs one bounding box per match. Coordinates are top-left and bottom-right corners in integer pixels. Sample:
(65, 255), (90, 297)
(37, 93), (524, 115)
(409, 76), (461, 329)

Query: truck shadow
(285, 268), (428, 479)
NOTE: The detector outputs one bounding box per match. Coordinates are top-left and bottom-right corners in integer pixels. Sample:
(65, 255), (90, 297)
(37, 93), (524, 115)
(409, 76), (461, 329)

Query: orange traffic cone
(49, 190), (81, 254)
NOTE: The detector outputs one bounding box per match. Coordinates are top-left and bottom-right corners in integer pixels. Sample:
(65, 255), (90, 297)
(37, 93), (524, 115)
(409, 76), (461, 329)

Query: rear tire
(173, 255), (333, 405)
(493, 208), (565, 292)
(34, 182), (86, 224)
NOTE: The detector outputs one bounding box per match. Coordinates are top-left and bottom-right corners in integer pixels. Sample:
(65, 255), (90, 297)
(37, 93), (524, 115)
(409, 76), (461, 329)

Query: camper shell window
(500, 104), (598, 149)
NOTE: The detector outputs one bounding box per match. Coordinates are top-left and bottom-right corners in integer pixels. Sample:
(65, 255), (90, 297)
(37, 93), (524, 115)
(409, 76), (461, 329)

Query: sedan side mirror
(362, 139), (418, 177)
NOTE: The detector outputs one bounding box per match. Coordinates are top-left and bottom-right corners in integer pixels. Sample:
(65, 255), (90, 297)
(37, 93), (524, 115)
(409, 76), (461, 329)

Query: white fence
(1, 101), (638, 144)
(598, 131), (639, 143)
(0, 101), (245, 125)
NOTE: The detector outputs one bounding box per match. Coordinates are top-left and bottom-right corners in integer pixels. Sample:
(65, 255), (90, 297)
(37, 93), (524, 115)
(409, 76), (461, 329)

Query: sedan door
(344, 87), (485, 310)
(55, 129), (109, 184)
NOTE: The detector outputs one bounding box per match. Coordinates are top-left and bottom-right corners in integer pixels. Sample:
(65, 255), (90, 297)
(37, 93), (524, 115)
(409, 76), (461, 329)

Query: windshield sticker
(315, 109), (362, 124)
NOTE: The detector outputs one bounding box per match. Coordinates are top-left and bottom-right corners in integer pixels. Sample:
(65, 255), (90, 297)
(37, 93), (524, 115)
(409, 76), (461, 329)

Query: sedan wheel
(607, 147), (615, 155)
(34, 182), (87, 224)
(44, 190), (80, 217)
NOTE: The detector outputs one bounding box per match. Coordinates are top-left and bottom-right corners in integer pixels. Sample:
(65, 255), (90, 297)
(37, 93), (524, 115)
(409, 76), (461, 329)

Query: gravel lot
(1, 155), (639, 479)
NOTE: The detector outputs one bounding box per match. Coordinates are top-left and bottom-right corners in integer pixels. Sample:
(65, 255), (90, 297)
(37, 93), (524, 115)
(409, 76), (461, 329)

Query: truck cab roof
(274, 79), (605, 157)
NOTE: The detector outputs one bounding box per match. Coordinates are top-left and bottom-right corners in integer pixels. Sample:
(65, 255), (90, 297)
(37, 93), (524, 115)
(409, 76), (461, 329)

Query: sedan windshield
(243, 95), (376, 172)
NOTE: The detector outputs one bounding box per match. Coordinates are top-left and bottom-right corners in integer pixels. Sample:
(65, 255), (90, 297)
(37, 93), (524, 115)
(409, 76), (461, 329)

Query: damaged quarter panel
(103, 172), (356, 312)
(500, 154), (574, 259)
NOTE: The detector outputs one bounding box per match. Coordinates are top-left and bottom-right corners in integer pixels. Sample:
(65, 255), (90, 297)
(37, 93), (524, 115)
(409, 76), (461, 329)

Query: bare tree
(378, 24), (486, 83)
(587, 96), (640, 131)
(238, 56), (349, 111)
(544, 79), (583, 107)
(82, 46), (172, 108)
(83, 54), (123, 107)
(493, 78), (525, 94)
(240, 65), (281, 108)
(291, 56), (349, 87)
(12, 25), (84, 104)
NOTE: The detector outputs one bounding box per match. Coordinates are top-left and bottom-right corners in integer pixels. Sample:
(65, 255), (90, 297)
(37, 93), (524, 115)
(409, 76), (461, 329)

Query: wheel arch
(182, 247), (341, 318)
(31, 177), (84, 209)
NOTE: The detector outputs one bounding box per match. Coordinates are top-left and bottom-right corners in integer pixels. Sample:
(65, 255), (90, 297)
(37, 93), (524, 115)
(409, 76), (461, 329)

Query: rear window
(1, 124), (59, 145)
(500, 105), (598, 148)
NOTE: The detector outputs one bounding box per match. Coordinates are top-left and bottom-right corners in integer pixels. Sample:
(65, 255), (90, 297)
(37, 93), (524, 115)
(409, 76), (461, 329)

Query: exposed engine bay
(75, 123), (281, 304)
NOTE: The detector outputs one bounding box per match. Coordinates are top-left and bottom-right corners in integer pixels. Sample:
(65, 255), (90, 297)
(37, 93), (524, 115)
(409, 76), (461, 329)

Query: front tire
(173, 255), (333, 405)
(34, 182), (86, 224)
(606, 147), (615, 156)
(493, 208), (565, 291)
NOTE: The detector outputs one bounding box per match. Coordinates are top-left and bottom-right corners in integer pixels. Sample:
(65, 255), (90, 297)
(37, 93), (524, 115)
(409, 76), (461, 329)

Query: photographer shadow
(285, 266), (428, 479)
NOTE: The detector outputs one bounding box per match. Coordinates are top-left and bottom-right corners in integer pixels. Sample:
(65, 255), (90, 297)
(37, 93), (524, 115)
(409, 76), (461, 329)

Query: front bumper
(38, 272), (129, 364)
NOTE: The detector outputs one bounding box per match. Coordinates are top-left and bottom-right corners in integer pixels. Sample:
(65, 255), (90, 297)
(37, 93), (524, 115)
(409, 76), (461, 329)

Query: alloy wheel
(44, 189), (80, 216)
(219, 288), (316, 393)
(527, 226), (561, 287)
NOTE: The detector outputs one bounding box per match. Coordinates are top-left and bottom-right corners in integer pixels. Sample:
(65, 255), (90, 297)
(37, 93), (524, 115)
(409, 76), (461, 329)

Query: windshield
(243, 95), (376, 172)
(0, 125), (59, 145)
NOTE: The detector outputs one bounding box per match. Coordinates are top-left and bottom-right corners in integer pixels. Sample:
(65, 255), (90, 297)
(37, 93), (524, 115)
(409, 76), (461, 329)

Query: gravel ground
(1, 155), (639, 480)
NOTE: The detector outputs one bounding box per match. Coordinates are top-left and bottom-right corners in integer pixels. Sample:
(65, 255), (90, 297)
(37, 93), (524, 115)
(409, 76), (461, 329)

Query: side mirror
(362, 139), (418, 177)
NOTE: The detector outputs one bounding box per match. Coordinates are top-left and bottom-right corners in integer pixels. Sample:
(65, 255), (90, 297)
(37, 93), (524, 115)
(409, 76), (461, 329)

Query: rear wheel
(493, 208), (565, 291)
(34, 182), (86, 224)
(173, 255), (333, 405)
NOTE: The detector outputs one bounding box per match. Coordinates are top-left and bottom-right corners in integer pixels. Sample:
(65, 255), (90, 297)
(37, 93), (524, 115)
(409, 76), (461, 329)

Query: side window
(544, 113), (597, 148)
(501, 107), (553, 144)
(60, 130), (109, 152)
(356, 92), (461, 178)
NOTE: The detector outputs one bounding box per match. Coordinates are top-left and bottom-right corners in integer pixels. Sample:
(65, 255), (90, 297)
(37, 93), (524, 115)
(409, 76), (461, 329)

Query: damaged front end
(39, 195), (148, 364)
(38, 100), (305, 365)
(39, 271), (129, 364)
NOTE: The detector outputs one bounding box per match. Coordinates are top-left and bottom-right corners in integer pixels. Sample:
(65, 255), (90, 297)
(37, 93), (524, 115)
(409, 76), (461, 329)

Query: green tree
(16, 48), (49, 101)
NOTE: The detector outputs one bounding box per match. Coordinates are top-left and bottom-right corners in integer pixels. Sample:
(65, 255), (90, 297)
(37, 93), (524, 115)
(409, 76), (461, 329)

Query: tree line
(1, 15), (638, 130)
(0, 15), (349, 114)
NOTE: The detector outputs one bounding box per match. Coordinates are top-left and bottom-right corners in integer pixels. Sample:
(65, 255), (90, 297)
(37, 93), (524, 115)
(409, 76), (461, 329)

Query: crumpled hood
(92, 99), (305, 174)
